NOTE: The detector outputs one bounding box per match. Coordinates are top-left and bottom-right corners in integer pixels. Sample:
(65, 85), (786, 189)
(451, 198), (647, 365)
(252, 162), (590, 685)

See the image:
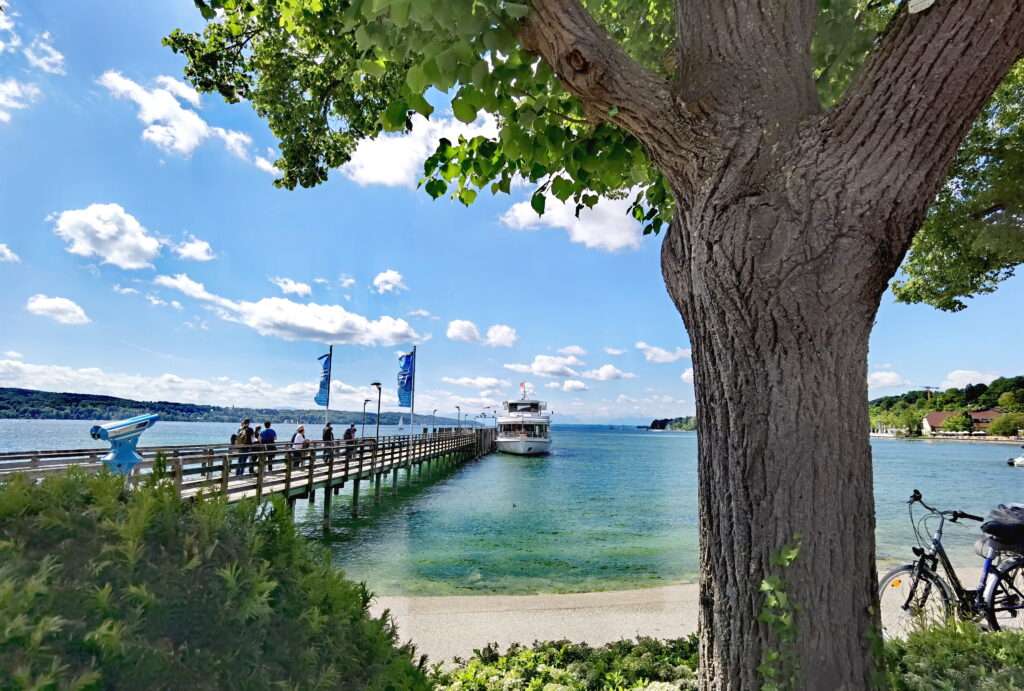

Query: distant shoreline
(871, 433), (1024, 446)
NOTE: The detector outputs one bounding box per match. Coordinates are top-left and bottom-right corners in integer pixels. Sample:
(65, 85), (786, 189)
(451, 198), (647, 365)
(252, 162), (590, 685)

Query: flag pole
(407, 345), (416, 473)
(325, 344), (332, 431)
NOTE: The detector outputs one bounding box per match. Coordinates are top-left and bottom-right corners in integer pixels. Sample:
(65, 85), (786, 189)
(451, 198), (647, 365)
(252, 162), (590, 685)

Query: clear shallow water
(2, 420), (1022, 596)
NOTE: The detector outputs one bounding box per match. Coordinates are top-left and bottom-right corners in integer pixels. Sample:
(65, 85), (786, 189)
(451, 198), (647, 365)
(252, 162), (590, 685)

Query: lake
(2, 419), (1021, 596)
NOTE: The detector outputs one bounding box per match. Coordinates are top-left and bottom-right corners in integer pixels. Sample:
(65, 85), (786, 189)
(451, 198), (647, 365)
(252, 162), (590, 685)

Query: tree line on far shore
(870, 375), (1024, 435)
(0, 387), (464, 426)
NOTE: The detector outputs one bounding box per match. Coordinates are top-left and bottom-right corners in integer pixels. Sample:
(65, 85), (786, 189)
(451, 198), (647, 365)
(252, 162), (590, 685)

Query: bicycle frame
(909, 511), (992, 617)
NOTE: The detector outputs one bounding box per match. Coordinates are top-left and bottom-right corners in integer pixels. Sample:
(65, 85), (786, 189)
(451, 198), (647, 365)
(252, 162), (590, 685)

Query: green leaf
(530, 192), (545, 216)
(425, 178), (447, 199)
(504, 3), (530, 19)
(452, 98), (478, 124)
(382, 99), (409, 131)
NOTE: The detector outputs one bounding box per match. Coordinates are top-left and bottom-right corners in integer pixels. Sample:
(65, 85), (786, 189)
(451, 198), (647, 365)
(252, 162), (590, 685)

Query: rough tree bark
(522, 1), (1024, 688)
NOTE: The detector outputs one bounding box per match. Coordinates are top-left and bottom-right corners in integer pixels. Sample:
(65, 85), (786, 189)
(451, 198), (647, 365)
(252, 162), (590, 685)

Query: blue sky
(1, 0), (1022, 424)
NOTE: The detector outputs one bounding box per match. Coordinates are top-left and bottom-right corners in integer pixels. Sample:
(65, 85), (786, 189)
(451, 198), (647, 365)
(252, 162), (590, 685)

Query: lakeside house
(921, 408), (1008, 436)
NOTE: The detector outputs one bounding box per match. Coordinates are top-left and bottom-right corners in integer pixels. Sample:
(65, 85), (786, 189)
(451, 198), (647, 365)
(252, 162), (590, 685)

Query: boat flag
(397, 349), (415, 408)
(314, 350), (332, 407)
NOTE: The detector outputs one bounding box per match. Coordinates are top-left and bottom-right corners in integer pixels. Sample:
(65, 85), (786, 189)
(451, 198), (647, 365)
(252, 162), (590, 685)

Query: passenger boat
(496, 385), (552, 455)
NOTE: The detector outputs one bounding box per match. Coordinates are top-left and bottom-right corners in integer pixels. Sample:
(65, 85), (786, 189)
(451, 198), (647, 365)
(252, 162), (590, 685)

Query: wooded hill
(869, 376), (1024, 433)
(0, 387), (466, 426)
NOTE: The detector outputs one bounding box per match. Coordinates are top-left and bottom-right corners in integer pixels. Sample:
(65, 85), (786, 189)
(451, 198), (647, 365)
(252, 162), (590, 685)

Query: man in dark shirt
(260, 420), (277, 471)
(322, 422), (334, 464)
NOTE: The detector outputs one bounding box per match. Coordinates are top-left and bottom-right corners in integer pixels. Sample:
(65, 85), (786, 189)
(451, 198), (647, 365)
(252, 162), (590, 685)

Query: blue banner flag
(314, 352), (331, 407)
(397, 350), (415, 408)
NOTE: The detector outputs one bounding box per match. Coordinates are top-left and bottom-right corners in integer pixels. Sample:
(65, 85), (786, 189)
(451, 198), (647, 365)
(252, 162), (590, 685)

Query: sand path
(370, 584), (701, 663)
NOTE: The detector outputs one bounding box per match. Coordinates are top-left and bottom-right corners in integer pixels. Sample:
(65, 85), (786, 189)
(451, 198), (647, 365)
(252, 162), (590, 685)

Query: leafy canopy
(167, 0), (1021, 306)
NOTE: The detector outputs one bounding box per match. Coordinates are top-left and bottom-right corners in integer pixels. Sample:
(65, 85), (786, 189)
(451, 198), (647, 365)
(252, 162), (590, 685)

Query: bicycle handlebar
(907, 489), (982, 522)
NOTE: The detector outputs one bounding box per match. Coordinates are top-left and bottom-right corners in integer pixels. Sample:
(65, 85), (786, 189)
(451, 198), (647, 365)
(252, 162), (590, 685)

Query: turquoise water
(2, 420), (1022, 596)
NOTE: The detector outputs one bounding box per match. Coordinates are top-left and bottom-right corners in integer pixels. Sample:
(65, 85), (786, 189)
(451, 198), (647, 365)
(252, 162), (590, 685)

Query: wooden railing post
(256, 450), (265, 501)
(172, 458), (182, 498)
(221, 454), (230, 495)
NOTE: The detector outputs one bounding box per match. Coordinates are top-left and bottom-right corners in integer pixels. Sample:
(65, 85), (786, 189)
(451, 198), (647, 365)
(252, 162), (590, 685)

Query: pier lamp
(455, 405), (461, 430)
(361, 398), (371, 437)
(371, 383), (382, 440)
(431, 409), (437, 434)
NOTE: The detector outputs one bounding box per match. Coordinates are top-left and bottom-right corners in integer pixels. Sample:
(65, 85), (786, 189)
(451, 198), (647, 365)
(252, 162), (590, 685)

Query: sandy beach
(370, 584), (701, 663)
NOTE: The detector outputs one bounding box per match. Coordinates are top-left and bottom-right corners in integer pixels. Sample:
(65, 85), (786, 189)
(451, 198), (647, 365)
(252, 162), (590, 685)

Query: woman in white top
(291, 425), (307, 467)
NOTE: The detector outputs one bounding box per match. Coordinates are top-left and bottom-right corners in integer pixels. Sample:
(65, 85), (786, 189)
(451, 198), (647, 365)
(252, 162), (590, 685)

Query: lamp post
(455, 405), (461, 430)
(361, 398), (371, 437)
(371, 383), (382, 441)
(431, 409), (437, 435)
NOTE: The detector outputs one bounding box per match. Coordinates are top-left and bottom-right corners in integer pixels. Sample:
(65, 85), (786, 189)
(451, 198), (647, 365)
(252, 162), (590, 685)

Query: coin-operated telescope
(90, 413), (159, 474)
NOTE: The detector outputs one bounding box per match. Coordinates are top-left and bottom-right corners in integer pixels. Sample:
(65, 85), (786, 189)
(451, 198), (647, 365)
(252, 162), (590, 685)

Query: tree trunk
(662, 191), (887, 688)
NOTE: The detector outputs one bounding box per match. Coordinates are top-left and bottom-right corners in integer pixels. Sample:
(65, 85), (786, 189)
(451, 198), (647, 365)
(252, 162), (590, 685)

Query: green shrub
(989, 412), (1024, 436)
(884, 622), (1024, 690)
(429, 636), (699, 690)
(0, 467), (429, 689)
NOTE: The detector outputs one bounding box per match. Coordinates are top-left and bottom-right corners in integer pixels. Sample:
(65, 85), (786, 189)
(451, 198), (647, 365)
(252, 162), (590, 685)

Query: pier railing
(0, 428), (498, 527)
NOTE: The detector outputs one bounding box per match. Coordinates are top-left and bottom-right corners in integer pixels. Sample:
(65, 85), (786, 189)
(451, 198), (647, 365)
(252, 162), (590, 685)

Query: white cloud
(441, 376), (511, 389)
(484, 324), (517, 347)
(173, 234), (215, 261)
(372, 269), (407, 294)
(145, 293), (167, 307)
(4, 350), (22, 359)
(561, 379), (589, 392)
(581, 364), (637, 381)
(504, 354), (584, 378)
(604, 347), (626, 355)
(635, 341), (691, 363)
(152, 74), (200, 108)
(867, 371), (911, 389)
(112, 283), (138, 295)
(25, 294), (90, 324)
(501, 191), (642, 252)
(253, 153), (278, 175)
(680, 368), (694, 383)
(49, 203), (161, 270)
(0, 357), (394, 410)
(23, 32), (64, 74)
(313, 277), (329, 285)
(270, 276), (312, 297)
(447, 319), (481, 343)
(0, 243), (19, 262)
(155, 272), (420, 346)
(339, 274), (356, 288)
(408, 309), (437, 319)
(558, 345), (587, 357)
(343, 112), (497, 187)
(170, 300), (184, 311)
(0, 78), (40, 123)
(941, 369), (1000, 390)
(98, 71), (266, 171)
(0, 4), (21, 54)
(616, 394), (637, 403)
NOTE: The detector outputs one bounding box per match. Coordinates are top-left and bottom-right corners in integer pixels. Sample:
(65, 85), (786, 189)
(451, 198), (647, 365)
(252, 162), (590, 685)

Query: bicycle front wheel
(986, 557), (1024, 631)
(878, 565), (952, 640)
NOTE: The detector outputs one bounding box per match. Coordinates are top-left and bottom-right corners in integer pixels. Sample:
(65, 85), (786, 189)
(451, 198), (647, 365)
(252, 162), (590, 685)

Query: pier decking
(0, 429), (498, 528)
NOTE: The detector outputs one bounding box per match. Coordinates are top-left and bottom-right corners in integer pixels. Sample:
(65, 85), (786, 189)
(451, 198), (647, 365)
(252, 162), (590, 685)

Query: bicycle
(877, 489), (1024, 638)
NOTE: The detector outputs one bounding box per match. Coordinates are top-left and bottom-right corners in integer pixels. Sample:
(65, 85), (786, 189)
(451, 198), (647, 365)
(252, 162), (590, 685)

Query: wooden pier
(0, 429), (498, 528)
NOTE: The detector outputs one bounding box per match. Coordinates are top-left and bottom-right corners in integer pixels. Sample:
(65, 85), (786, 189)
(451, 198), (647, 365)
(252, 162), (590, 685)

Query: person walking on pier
(322, 422), (335, 465)
(260, 420), (277, 470)
(290, 425), (307, 468)
(343, 423), (357, 462)
(234, 419), (257, 476)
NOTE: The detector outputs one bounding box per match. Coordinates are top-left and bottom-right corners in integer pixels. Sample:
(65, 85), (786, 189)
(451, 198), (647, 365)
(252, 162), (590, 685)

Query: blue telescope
(90, 413), (159, 474)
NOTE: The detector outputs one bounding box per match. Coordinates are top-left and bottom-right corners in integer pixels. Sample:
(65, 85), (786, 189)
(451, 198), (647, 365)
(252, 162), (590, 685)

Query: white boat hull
(496, 437), (551, 455)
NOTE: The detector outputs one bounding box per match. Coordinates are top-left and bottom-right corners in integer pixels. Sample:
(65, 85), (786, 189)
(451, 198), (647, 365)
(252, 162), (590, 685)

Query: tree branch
(517, 0), (684, 166)
(824, 1), (1024, 241)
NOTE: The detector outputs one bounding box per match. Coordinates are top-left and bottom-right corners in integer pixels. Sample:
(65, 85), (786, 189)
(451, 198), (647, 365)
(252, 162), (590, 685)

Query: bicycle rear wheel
(985, 557), (1024, 631)
(878, 565), (952, 639)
